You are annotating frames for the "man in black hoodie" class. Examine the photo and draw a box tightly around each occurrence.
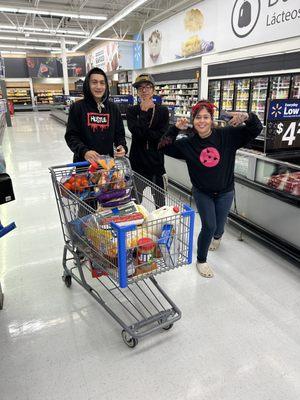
[126,74,169,206]
[65,67,127,163]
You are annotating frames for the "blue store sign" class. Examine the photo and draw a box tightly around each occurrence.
[110,95,134,105]
[267,99,300,121]
[266,99,300,153]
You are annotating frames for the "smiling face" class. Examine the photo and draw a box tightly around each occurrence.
[193,107,213,137]
[89,73,106,102]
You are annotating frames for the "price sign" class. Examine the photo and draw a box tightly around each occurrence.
[266,99,300,153]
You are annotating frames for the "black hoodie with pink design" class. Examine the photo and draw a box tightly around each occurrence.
[65,67,127,163]
[158,113,262,194]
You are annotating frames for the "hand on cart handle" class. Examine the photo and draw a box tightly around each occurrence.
[84,150,102,164]
[114,145,126,158]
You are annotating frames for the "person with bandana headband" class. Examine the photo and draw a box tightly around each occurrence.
[158,100,263,278]
[65,67,127,164]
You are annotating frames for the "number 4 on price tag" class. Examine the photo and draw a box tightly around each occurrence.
[277,122,300,146]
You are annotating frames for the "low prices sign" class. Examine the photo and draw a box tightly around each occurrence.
[265,99,300,153]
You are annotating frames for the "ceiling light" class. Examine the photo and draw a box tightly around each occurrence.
[73,0,148,51]
[0,7,107,21]
[0,24,88,36]
[0,35,77,44]
[0,43,61,51]
[0,50,26,54]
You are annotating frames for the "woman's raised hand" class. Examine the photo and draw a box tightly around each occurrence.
[175,117,189,130]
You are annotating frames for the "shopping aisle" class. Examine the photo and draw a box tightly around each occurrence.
[1,112,300,400]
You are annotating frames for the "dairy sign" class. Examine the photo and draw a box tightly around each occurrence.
[265,99,300,153]
[217,0,300,52]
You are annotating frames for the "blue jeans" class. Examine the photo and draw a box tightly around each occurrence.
[192,187,234,263]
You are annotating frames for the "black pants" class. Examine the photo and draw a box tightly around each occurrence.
[134,172,165,208]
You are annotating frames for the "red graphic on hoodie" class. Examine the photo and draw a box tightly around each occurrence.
[87,113,110,132]
[199,147,220,167]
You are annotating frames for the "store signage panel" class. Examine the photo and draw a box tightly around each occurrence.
[110,95,134,105]
[267,99,300,121]
[217,0,300,52]
[266,99,300,152]
[87,42,134,73]
[144,1,216,67]
[144,0,300,67]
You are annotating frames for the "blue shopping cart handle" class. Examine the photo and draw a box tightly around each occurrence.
[66,161,90,168]
[0,222,16,238]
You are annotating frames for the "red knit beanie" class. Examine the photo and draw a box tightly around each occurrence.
[192,101,216,119]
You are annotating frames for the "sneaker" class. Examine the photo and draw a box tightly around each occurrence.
[209,237,222,251]
[196,261,214,278]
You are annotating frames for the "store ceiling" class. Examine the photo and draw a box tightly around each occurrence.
[0,0,199,54]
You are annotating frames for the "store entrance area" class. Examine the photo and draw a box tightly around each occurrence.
[1,112,300,400]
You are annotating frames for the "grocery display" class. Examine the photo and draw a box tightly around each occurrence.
[208,73,300,125]
[155,79,198,121]
[34,89,63,105]
[118,82,132,95]
[230,149,300,263]
[6,87,32,109]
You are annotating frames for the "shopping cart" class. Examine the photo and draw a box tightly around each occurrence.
[49,159,194,347]
[0,220,16,310]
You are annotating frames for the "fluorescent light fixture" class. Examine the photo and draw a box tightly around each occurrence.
[0,24,88,36]
[0,7,107,20]
[0,43,61,51]
[0,50,26,54]
[0,29,87,39]
[0,35,77,44]
[73,0,149,51]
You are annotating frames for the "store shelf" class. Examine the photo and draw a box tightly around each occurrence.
[7,88,32,108]
[155,80,198,123]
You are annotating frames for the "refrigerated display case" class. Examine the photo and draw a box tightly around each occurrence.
[208,80,221,118]
[235,78,250,112]
[270,75,291,100]
[221,79,234,111]
[231,149,300,263]
[249,77,268,124]
[291,74,300,99]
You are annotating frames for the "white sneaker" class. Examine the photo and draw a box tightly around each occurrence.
[196,262,214,278]
[209,237,222,251]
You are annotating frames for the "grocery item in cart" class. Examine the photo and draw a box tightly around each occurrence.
[147,205,180,236]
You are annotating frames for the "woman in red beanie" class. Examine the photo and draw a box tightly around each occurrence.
[158,101,263,278]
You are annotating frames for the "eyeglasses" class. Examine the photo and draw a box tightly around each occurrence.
[137,84,153,92]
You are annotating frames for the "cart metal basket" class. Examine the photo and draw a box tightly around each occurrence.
[49,159,194,347]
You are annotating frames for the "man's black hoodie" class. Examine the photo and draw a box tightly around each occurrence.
[65,67,127,162]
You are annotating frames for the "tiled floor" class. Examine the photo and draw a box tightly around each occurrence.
[1,111,300,400]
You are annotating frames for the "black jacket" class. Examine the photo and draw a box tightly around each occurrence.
[159,113,263,194]
[65,67,127,162]
[126,104,169,175]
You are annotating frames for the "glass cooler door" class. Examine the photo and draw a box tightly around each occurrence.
[235,78,250,112]
[270,75,290,99]
[221,79,235,112]
[291,74,300,99]
[208,80,221,119]
[250,77,268,123]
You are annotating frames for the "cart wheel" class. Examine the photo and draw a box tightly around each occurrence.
[64,275,72,288]
[0,293,3,310]
[162,323,173,331]
[121,329,138,348]
[158,319,174,331]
